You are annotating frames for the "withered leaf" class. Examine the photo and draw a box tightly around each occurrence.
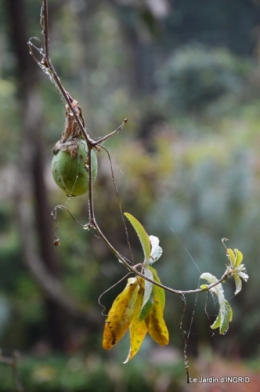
[102,277,139,350]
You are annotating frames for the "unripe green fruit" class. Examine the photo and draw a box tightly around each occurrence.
[51,139,98,197]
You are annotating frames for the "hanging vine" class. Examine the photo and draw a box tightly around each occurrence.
[27,0,249,382]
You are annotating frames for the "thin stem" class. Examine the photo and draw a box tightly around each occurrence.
[92,119,128,146]
[38,1,90,143]
[87,140,95,224]
[41,0,49,61]
[101,145,135,264]
[179,294,190,384]
[98,272,132,316]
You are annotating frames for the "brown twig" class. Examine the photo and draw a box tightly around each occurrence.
[179,294,190,384]
[101,145,135,265]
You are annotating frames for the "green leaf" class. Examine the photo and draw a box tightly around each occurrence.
[124,213,151,263]
[210,313,221,329]
[201,273,232,335]
[139,293,154,321]
[227,248,244,268]
[226,249,236,268]
[211,300,233,335]
[139,268,154,321]
[148,266,165,308]
[226,248,248,294]
[233,249,243,268]
[219,300,233,334]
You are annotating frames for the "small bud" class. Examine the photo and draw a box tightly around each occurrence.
[53,238,60,246]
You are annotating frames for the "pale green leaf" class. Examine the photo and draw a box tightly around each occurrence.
[200,273,224,299]
[238,271,249,282]
[148,236,163,264]
[124,213,151,263]
[234,274,242,295]
[211,300,233,335]
[200,272,218,285]
[217,288,226,317]
[219,300,233,334]
[201,273,232,334]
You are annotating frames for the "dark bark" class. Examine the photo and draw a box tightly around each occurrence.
[5,0,34,82]
[107,0,155,95]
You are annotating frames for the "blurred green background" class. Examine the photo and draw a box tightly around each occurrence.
[1,0,260,390]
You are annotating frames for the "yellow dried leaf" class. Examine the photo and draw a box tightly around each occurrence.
[102,277,139,350]
[146,292,169,346]
[124,280,147,363]
[102,273,169,362]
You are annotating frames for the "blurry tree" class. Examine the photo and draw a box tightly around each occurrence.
[156,44,250,112]
[107,0,164,95]
[4,0,99,351]
[164,0,260,55]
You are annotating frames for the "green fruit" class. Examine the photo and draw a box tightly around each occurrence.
[51,139,98,196]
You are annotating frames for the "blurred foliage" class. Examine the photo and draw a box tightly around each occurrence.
[0,353,185,392]
[163,0,260,55]
[0,351,259,392]
[156,44,250,112]
[1,0,260,390]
